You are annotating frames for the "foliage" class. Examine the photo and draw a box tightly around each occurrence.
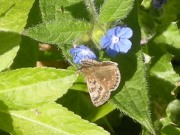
[0,0,180,134]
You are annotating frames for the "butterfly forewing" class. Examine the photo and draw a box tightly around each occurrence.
[92,64,120,91]
[80,59,121,107]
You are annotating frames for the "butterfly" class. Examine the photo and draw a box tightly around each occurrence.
[79,59,121,107]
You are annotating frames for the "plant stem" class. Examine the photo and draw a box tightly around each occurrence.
[84,0,98,23]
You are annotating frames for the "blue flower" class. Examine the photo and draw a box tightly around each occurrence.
[153,0,166,8]
[70,45,97,64]
[100,26,133,57]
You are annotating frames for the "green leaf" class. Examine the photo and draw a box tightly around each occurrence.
[39,0,89,21]
[11,36,39,69]
[98,0,134,24]
[147,54,179,129]
[70,75,87,92]
[57,90,114,122]
[24,20,91,45]
[160,0,180,24]
[0,0,35,32]
[111,51,154,134]
[147,34,180,121]
[138,8,155,41]
[0,1,14,15]
[87,103,115,122]
[0,32,20,71]
[0,0,36,71]
[143,14,180,134]
[0,102,110,135]
[150,54,180,84]
[166,99,180,126]
[0,68,78,110]
[163,23,180,49]
[155,23,180,57]
[161,124,180,135]
[109,4,155,134]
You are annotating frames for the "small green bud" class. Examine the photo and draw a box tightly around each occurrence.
[80,33,91,44]
[91,26,104,49]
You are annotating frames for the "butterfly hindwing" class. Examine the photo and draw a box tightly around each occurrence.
[86,76,111,107]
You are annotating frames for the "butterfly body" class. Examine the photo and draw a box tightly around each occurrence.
[80,59,121,107]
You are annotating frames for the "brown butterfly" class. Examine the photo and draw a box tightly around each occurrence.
[79,59,121,107]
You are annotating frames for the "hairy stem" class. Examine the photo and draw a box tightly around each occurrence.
[84,0,98,23]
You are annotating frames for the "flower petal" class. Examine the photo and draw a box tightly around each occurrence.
[117,27,133,39]
[70,48,80,54]
[118,39,132,53]
[73,54,82,64]
[70,45,97,64]
[70,48,75,54]
[106,27,117,36]
[100,26,133,57]
[100,35,111,49]
[86,52,97,60]
[106,47,119,57]
[108,42,119,52]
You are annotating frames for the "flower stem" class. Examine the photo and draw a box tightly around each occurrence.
[83,0,98,23]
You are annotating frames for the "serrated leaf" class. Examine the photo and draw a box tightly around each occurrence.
[109,4,155,134]
[0,102,110,135]
[0,32,20,71]
[111,51,154,134]
[99,0,134,23]
[24,20,91,45]
[40,0,89,21]
[0,68,78,110]
[0,0,35,32]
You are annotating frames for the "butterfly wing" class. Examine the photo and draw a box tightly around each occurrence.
[85,76,111,107]
[80,60,121,107]
[92,63,120,91]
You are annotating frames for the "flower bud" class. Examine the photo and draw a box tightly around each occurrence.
[91,26,104,49]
